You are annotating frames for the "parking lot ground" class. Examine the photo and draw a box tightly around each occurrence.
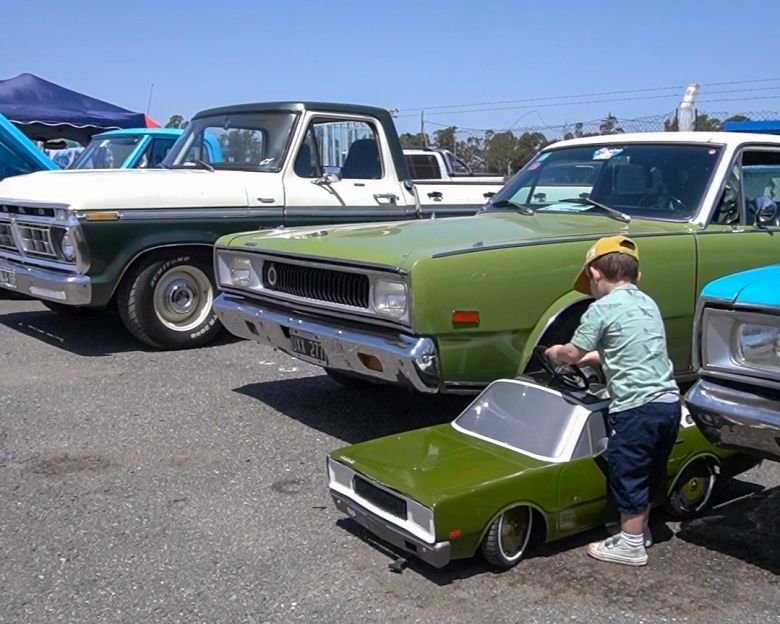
[0,297,778,624]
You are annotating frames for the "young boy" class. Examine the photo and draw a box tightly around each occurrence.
[545,235,680,567]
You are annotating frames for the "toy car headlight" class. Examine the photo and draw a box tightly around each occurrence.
[372,279,408,321]
[734,320,780,373]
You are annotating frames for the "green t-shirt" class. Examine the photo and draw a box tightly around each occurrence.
[570,284,678,413]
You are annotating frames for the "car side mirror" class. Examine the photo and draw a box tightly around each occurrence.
[314,166,342,185]
[593,437,609,456]
[755,195,778,225]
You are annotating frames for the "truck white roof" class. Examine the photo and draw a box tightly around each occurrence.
[550,131,780,149]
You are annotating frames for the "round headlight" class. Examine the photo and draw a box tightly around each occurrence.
[61,232,76,262]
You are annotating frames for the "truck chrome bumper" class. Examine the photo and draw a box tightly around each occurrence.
[214,293,441,392]
[331,490,451,568]
[0,258,91,305]
[686,378,780,462]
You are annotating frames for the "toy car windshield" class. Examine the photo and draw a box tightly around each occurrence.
[452,379,600,461]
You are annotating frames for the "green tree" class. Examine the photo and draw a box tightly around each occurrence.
[165,114,186,129]
[599,113,624,135]
[220,129,264,163]
[398,132,430,148]
[433,126,457,152]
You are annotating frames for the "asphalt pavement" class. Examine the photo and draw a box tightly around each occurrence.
[0,297,778,624]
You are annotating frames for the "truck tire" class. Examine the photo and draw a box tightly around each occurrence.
[117,251,221,349]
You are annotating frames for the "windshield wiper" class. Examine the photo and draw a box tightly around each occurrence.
[489,198,535,216]
[560,197,631,223]
[180,159,215,172]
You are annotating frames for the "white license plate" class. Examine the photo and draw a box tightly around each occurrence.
[0,267,17,289]
[289,328,328,365]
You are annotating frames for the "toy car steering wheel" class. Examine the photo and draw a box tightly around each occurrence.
[534,346,590,390]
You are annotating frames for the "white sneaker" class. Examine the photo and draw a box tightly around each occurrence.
[605,522,653,548]
[587,535,648,566]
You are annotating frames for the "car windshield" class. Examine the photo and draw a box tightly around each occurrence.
[164,112,297,172]
[453,380,580,460]
[70,136,140,169]
[489,143,722,221]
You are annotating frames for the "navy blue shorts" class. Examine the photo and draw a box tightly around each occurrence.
[607,400,681,515]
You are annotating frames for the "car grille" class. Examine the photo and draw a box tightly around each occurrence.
[262,260,369,308]
[0,222,14,251]
[353,475,407,520]
[16,224,56,258]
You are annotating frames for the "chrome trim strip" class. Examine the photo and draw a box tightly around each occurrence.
[0,198,70,211]
[213,294,440,392]
[216,246,407,274]
[0,257,91,304]
[87,207,283,221]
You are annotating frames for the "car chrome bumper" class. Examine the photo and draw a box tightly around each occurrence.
[0,257,91,305]
[331,490,451,568]
[214,293,441,392]
[686,377,780,461]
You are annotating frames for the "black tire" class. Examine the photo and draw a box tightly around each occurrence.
[117,250,221,349]
[481,505,534,569]
[664,459,718,519]
[41,301,98,316]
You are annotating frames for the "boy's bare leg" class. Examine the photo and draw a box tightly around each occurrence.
[621,508,649,535]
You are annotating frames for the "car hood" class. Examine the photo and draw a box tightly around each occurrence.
[221,211,685,270]
[0,168,270,211]
[0,112,57,180]
[330,423,547,506]
[701,263,780,307]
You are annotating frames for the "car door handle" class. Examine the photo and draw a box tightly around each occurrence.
[483,191,496,199]
[373,193,398,204]
[428,191,443,201]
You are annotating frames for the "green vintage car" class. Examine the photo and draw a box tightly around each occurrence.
[213,132,780,392]
[327,358,757,569]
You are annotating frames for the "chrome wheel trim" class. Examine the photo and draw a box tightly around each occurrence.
[498,506,533,563]
[675,463,716,513]
[152,265,213,332]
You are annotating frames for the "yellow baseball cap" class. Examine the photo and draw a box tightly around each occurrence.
[573,235,639,294]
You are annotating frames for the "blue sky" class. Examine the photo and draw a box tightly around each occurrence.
[3,0,780,134]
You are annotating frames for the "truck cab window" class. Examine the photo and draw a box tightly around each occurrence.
[302,119,381,180]
[406,154,441,179]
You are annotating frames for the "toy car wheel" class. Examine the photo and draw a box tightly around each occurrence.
[481,505,534,568]
[665,459,718,519]
[117,251,221,349]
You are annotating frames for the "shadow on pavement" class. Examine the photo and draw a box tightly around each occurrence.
[0,306,237,356]
[676,481,779,575]
[235,376,470,444]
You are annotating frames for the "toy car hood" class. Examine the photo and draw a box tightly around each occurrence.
[0,112,57,181]
[330,424,546,505]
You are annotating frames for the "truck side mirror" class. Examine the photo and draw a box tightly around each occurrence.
[313,166,342,185]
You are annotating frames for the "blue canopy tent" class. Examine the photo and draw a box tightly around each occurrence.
[0,73,150,144]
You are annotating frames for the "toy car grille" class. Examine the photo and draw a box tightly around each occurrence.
[353,475,407,519]
[262,261,369,308]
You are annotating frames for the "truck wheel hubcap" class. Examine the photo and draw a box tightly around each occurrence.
[153,266,213,332]
[498,507,532,562]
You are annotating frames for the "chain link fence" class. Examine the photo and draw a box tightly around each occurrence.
[417,110,780,175]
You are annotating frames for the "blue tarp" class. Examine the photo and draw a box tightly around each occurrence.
[0,73,147,143]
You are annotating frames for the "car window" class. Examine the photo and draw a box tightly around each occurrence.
[454,381,580,460]
[711,150,780,227]
[571,410,607,459]
[406,154,441,179]
[297,118,381,180]
[137,138,177,169]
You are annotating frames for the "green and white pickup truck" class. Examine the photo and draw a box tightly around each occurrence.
[0,101,496,349]
[213,131,780,392]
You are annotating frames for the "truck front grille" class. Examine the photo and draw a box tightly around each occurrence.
[17,224,56,258]
[262,260,369,308]
[353,475,407,519]
[0,222,15,251]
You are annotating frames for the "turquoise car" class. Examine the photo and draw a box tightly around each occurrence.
[69,128,183,170]
[687,264,780,461]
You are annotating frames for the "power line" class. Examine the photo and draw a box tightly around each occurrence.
[395,77,780,115]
